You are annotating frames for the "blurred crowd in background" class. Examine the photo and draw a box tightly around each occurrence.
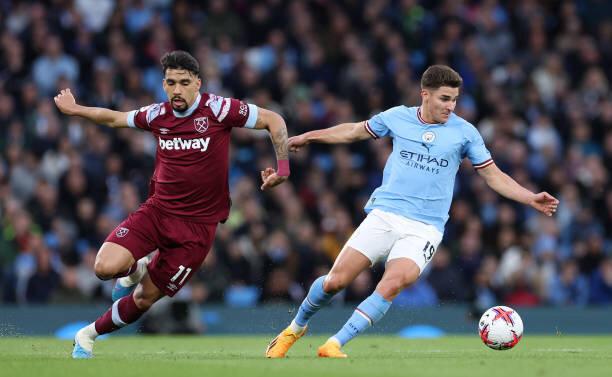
[1,0,611,312]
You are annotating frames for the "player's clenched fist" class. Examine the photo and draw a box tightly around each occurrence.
[54,88,79,115]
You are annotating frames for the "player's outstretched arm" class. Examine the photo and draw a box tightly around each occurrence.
[477,162,559,216]
[54,88,131,128]
[252,107,290,190]
[287,121,371,152]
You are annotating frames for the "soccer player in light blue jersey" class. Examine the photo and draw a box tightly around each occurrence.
[265,65,559,358]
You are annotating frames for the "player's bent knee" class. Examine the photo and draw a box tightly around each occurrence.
[378,274,418,300]
[94,242,136,280]
[93,259,117,280]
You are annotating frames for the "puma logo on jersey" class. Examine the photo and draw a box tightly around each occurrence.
[159,137,210,152]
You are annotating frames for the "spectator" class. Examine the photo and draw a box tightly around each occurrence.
[0,1,610,308]
[25,237,60,303]
[548,259,589,306]
[32,35,79,96]
[589,257,612,305]
[427,246,467,303]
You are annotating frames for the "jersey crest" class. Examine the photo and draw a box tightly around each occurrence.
[422,130,436,143]
[194,116,209,133]
[115,227,129,238]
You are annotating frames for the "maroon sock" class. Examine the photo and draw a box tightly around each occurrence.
[94,294,147,335]
[111,263,137,279]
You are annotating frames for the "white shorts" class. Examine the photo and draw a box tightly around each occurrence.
[346,209,443,274]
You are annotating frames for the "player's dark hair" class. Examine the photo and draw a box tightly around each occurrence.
[161,50,200,77]
[421,65,462,90]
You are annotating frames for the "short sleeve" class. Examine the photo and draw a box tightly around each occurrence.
[207,94,257,128]
[365,112,391,139]
[464,126,493,169]
[127,103,164,131]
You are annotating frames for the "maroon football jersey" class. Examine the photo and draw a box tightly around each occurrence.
[127,92,258,223]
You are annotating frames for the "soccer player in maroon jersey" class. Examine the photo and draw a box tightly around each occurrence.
[54,51,290,358]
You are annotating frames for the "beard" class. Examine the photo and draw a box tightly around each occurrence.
[171,97,188,112]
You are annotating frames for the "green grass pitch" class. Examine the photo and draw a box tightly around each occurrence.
[1,335,610,377]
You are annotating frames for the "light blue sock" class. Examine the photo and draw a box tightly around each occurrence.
[333,291,391,346]
[294,275,335,327]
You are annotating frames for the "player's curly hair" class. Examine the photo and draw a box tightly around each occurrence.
[421,65,462,90]
[161,50,200,77]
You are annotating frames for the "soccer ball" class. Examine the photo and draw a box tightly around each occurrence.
[478,306,523,350]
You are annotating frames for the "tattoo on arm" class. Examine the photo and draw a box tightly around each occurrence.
[254,110,289,160]
[272,125,288,160]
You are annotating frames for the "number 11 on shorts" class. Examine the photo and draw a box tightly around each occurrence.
[171,265,192,285]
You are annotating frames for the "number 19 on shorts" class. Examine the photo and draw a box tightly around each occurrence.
[171,265,192,286]
[422,241,435,263]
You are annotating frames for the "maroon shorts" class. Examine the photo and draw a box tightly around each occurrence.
[105,203,217,296]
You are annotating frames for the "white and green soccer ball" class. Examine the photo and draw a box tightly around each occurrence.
[478,306,523,350]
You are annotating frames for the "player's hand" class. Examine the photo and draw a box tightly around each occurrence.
[53,88,79,115]
[288,135,309,152]
[260,167,288,190]
[529,192,559,216]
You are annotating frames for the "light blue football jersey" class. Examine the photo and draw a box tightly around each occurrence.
[364,106,493,232]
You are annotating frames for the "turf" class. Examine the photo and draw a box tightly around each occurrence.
[0,335,610,377]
